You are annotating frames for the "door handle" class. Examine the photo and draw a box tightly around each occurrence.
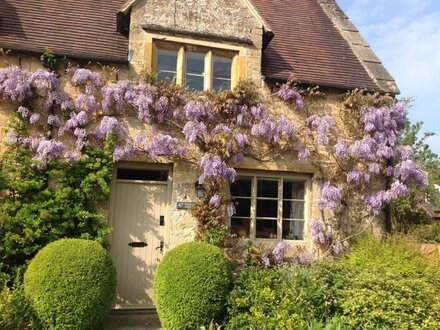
[156,241,164,252]
[128,242,148,248]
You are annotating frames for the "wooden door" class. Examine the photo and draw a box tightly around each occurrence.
[110,168,169,309]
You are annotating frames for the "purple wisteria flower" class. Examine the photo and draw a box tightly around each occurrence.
[307,115,335,145]
[387,180,409,199]
[361,191,388,215]
[30,69,58,93]
[146,134,187,160]
[298,148,310,160]
[346,170,362,185]
[310,218,332,244]
[17,106,29,118]
[209,194,221,207]
[296,249,314,266]
[317,181,343,211]
[368,162,380,174]
[198,154,237,184]
[332,241,344,255]
[184,102,205,121]
[33,139,65,162]
[74,94,97,113]
[113,144,137,161]
[0,66,32,101]
[277,84,304,109]
[183,121,209,143]
[29,113,40,124]
[272,241,291,265]
[95,116,127,141]
[251,117,277,142]
[275,116,296,139]
[47,114,61,127]
[394,159,428,186]
[335,139,348,159]
[69,68,100,87]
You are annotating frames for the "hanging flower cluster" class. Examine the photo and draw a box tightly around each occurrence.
[0,65,428,252]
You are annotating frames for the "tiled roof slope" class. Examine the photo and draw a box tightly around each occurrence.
[0,0,128,63]
[250,0,397,93]
[0,0,398,93]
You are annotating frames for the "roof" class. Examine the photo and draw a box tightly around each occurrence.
[0,0,128,63]
[251,0,398,93]
[0,0,398,93]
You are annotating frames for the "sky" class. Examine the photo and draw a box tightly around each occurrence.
[337,0,440,155]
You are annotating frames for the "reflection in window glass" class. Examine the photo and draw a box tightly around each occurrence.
[231,218,250,238]
[257,180,278,198]
[186,52,205,91]
[157,49,177,84]
[256,220,277,239]
[230,178,252,196]
[213,56,232,91]
[283,181,305,199]
[282,220,304,240]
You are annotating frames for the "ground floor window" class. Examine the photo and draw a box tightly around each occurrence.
[229,173,310,241]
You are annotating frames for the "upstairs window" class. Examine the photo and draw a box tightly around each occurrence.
[154,41,237,91]
[230,174,309,241]
[157,49,178,84]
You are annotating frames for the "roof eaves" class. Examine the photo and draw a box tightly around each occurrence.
[318,0,400,95]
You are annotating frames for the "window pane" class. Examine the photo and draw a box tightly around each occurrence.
[256,220,277,239]
[230,178,251,197]
[117,169,168,181]
[213,78,231,91]
[186,75,204,91]
[231,218,250,238]
[257,180,278,198]
[186,52,205,74]
[232,198,251,217]
[256,199,278,218]
[157,71,176,84]
[282,201,304,219]
[283,181,305,199]
[282,220,304,240]
[157,49,177,72]
[213,57,232,79]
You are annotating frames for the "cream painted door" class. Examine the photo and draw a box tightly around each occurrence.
[110,168,169,309]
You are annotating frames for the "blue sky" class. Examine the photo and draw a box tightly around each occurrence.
[337,0,440,154]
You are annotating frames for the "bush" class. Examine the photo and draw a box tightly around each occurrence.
[408,222,440,243]
[226,263,346,329]
[154,241,232,329]
[336,236,440,329]
[0,284,38,330]
[24,239,116,329]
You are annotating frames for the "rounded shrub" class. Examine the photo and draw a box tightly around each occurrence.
[154,241,232,329]
[24,239,116,329]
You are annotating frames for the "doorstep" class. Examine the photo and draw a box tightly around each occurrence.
[104,309,162,330]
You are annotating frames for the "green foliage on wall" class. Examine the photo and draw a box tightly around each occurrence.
[0,120,116,282]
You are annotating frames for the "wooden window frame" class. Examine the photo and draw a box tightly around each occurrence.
[230,171,311,243]
[152,40,239,91]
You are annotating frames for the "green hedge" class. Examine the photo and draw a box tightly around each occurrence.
[154,241,232,329]
[226,263,345,329]
[226,236,440,330]
[24,239,116,329]
[0,284,38,330]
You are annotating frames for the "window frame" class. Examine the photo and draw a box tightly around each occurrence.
[229,171,311,243]
[152,40,239,91]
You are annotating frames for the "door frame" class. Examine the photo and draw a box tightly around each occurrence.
[108,161,173,309]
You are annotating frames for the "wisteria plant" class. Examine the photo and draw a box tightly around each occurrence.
[0,60,427,271]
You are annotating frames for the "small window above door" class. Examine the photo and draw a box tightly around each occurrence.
[117,169,168,182]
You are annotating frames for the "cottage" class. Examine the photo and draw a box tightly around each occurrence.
[0,0,399,309]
